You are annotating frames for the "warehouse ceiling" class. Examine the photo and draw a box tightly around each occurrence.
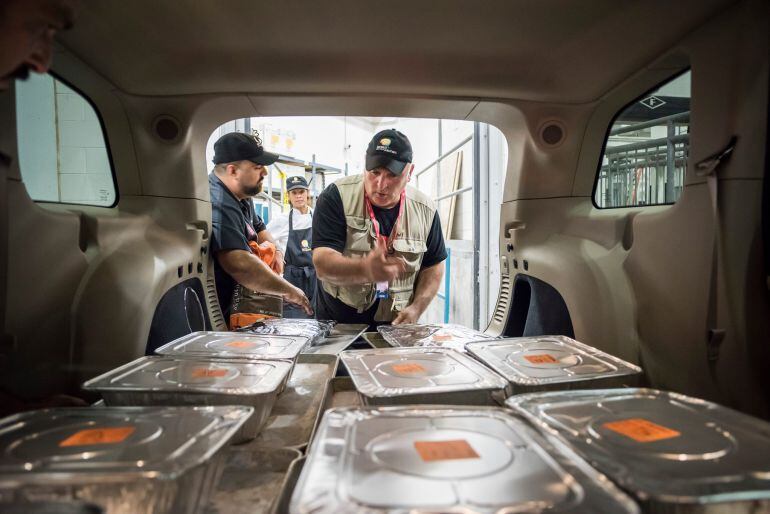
[60,0,733,102]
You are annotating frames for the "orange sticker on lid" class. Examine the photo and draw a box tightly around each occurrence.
[226,340,255,349]
[191,367,228,378]
[431,333,454,342]
[60,427,135,447]
[391,362,426,375]
[524,354,558,364]
[603,418,681,443]
[414,439,480,462]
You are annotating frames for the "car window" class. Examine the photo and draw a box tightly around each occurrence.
[594,70,690,208]
[15,73,117,206]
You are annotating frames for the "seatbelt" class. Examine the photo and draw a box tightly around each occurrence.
[694,136,737,366]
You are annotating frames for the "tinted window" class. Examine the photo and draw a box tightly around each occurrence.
[594,70,690,208]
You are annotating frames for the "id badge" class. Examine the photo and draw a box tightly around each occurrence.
[375,281,389,299]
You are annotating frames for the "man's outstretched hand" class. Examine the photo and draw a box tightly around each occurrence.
[392,304,420,325]
[285,286,313,315]
[364,236,406,283]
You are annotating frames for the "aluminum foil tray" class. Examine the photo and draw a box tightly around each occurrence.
[290,406,639,513]
[507,388,770,513]
[83,356,292,442]
[0,406,252,514]
[273,456,306,514]
[155,330,309,362]
[377,323,495,351]
[340,347,508,405]
[249,353,339,451]
[465,335,641,392]
[242,318,335,345]
[305,323,368,352]
[206,447,302,514]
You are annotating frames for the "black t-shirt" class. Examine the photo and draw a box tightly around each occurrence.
[312,183,447,326]
[209,174,266,317]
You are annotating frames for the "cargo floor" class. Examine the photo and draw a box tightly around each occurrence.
[205,354,337,513]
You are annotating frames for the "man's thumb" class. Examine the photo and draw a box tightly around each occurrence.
[375,235,388,253]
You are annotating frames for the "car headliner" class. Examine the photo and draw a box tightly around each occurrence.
[58,0,732,102]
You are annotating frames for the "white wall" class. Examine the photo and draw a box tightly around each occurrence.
[15,74,58,201]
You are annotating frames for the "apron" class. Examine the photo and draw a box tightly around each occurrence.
[283,208,316,319]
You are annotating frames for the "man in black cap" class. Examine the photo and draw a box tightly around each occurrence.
[266,175,316,318]
[312,129,446,328]
[209,132,312,320]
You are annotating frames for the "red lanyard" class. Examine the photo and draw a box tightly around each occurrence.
[364,189,406,253]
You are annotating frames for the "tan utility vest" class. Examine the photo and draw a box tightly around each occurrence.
[321,174,437,321]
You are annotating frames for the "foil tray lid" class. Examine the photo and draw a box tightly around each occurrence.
[0,406,252,484]
[507,388,770,504]
[290,406,639,513]
[340,347,507,398]
[465,336,641,386]
[83,356,292,396]
[155,330,309,360]
[377,323,494,351]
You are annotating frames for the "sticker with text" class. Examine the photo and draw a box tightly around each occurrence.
[225,340,255,349]
[391,362,426,375]
[191,368,228,378]
[602,418,681,443]
[60,427,136,447]
[524,354,558,364]
[414,439,480,462]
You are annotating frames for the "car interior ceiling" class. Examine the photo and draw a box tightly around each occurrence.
[0,0,768,421]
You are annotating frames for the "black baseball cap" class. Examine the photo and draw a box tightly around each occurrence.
[213,132,279,166]
[365,129,413,175]
[286,175,309,191]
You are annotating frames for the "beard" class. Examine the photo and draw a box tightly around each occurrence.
[242,182,263,197]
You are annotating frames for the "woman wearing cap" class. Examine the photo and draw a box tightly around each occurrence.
[266,176,316,318]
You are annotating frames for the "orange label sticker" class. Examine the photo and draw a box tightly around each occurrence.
[191,367,228,378]
[391,362,426,375]
[524,354,558,364]
[414,439,480,462]
[431,334,454,342]
[603,418,681,443]
[225,340,255,349]
[60,427,135,447]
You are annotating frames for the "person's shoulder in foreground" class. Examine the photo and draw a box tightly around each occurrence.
[0,0,77,91]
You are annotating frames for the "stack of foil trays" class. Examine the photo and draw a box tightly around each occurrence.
[83,356,292,442]
[377,323,494,351]
[340,347,508,405]
[465,335,641,393]
[507,388,770,513]
[0,406,252,514]
[290,406,639,513]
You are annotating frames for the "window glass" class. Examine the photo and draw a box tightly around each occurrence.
[594,70,690,208]
[15,73,116,206]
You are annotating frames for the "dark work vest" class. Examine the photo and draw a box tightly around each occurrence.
[283,209,316,318]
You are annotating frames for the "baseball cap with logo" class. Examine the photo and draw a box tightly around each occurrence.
[213,132,279,166]
[286,175,309,191]
[365,129,413,175]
